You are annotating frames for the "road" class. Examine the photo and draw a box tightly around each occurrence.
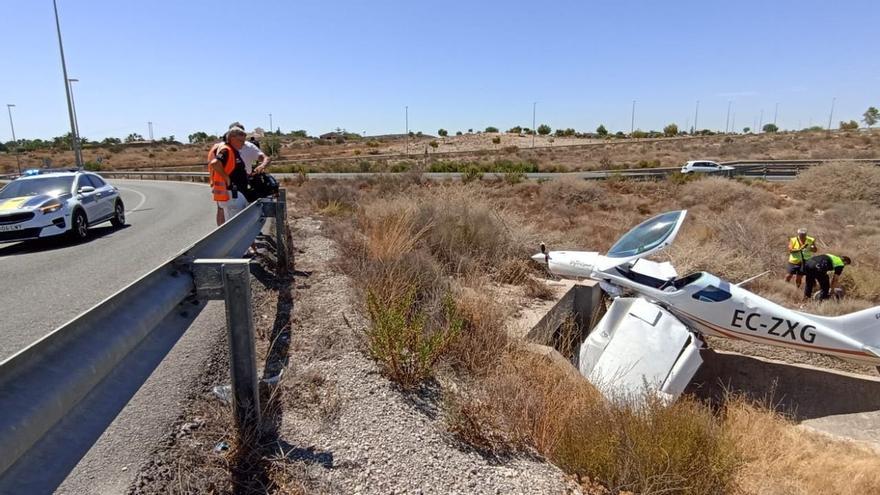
[0,180,227,494]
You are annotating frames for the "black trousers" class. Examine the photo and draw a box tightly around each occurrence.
[804,270,830,299]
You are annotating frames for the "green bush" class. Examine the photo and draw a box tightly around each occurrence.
[462,166,483,183]
[663,123,679,137]
[537,124,552,135]
[596,125,608,136]
[365,289,462,389]
[83,161,101,171]
[485,126,499,133]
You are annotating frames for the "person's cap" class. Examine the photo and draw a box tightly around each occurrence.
[797,228,807,234]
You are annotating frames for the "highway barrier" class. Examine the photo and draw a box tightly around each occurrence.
[0,191,290,493]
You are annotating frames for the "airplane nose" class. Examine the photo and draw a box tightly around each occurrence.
[531,252,547,264]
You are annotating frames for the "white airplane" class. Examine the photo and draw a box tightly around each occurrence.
[532,210,880,403]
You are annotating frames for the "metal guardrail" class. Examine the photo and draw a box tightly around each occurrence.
[0,192,290,493]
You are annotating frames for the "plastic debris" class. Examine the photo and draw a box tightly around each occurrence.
[212,384,232,405]
[213,440,230,454]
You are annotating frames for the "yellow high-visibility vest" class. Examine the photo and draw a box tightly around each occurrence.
[788,236,816,265]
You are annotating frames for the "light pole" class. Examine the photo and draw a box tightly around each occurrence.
[53,0,82,168]
[693,100,700,134]
[405,106,409,155]
[725,100,732,133]
[630,100,636,135]
[759,109,764,132]
[6,104,21,174]
[68,78,80,140]
[827,97,836,130]
[773,102,779,126]
[268,113,273,133]
[532,101,536,148]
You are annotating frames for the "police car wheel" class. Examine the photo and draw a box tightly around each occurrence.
[111,200,126,227]
[70,210,89,241]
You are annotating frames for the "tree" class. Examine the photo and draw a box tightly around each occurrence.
[839,120,859,131]
[456,131,463,136]
[743,127,751,133]
[100,137,122,146]
[596,124,608,136]
[437,129,448,137]
[188,131,209,144]
[863,107,879,128]
[663,123,679,137]
[762,123,779,133]
[485,126,499,133]
[537,124,551,135]
[0,142,7,152]
[507,126,522,134]
[125,133,144,143]
[429,140,439,150]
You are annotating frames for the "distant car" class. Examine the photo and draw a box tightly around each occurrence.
[680,160,734,174]
[0,170,125,243]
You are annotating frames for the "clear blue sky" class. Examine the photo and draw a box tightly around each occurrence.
[1,0,878,141]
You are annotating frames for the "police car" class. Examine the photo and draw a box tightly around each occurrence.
[0,169,125,243]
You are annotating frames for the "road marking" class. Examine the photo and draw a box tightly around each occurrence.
[117,187,147,213]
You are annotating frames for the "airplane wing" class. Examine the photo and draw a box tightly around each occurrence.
[579,297,702,404]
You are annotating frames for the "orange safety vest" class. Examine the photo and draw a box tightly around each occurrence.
[208,143,236,202]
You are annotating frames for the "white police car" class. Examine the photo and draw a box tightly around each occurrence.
[0,170,125,243]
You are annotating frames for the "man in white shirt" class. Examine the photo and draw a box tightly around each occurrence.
[226,122,271,174]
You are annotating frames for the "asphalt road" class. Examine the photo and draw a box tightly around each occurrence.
[0,180,227,494]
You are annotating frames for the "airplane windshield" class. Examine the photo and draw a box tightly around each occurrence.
[607,211,685,258]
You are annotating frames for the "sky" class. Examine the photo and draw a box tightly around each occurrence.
[1,0,878,142]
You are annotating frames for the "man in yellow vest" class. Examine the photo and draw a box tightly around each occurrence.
[803,254,852,300]
[784,228,817,288]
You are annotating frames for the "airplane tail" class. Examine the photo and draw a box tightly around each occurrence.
[810,306,880,356]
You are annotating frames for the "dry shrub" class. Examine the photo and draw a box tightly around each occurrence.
[541,178,604,207]
[524,277,556,300]
[787,161,880,208]
[299,181,360,212]
[456,351,739,494]
[678,177,781,212]
[724,396,880,494]
[496,258,532,285]
[414,193,518,275]
[445,289,511,377]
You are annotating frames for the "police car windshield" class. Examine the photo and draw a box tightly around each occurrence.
[607,211,684,258]
[0,176,74,199]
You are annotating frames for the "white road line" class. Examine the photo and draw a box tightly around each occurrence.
[117,187,147,213]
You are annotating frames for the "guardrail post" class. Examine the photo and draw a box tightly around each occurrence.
[193,259,260,434]
[274,189,289,276]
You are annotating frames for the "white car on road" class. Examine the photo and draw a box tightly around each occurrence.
[680,160,734,174]
[0,170,125,243]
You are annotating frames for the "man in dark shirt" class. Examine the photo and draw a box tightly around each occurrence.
[208,128,249,222]
[803,254,852,300]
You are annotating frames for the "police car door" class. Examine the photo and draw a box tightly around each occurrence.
[75,175,102,221]
[87,174,115,219]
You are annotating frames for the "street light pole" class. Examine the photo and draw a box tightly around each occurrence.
[53,0,82,168]
[693,100,700,134]
[827,97,836,131]
[532,101,536,148]
[68,78,80,141]
[773,102,779,126]
[269,113,273,133]
[6,104,21,174]
[631,100,636,135]
[405,106,409,155]
[725,100,732,133]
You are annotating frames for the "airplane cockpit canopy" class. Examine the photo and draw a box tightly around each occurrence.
[607,210,687,259]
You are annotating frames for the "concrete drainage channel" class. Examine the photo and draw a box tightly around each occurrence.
[521,282,880,451]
